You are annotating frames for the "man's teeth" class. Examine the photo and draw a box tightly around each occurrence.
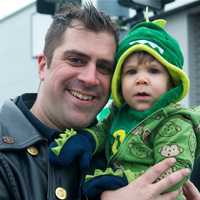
[70,90,94,100]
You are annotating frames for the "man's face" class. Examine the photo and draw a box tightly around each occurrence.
[36,23,116,129]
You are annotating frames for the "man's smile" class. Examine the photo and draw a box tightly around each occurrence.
[69,89,95,101]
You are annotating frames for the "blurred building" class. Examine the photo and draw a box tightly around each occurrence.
[153,0,200,106]
[0,0,200,107]
[0,2,38,106]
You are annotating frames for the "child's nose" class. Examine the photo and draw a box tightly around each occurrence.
[136,75,149,85]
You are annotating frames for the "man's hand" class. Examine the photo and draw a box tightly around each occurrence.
[101,158,190,200]
[183,181,200,200]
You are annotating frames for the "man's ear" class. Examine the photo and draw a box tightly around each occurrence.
[37,54,47,81]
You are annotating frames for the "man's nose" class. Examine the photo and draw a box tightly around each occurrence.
[78,64,100,86]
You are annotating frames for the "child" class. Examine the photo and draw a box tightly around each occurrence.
[49,19,200,200]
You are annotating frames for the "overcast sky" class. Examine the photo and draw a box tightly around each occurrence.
[0,0,197,20]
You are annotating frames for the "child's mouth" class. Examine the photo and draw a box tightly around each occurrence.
[134,92,151,100]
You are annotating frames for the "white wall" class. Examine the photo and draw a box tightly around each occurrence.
[0,3,51,106]
[164,12,189,106]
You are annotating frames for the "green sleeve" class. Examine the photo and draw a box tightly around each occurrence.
[85,105,115,154]
[153,116,197,191]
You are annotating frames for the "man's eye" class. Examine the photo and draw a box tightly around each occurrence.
[67,57,85,66]
[98,65,113,75]
[96,62,113,75]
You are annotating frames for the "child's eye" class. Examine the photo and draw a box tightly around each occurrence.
[149,67,161,74]
[125,69,137,75]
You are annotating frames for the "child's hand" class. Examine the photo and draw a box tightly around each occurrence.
[48,130,95,172]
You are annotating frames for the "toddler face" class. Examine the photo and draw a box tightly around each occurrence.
[121,52,171,111]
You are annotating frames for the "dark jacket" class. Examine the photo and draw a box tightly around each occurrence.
[191,158,200,191]
[0,99,81,200]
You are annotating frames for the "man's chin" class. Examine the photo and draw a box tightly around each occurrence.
[72,116,96,129]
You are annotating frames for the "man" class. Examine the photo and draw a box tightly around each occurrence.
[0,3,198,200]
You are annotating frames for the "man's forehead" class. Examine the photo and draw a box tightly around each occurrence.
[62,27,116,50]
[66,20,116,42]
[55,21,116,62]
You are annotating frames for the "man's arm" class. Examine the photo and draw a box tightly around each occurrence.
[0,170,12,200]
[101,158,190,200]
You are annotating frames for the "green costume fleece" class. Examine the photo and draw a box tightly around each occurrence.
[85,19,200,199]
[87,103,200,198]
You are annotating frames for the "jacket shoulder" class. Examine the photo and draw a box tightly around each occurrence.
[0,99,43,150]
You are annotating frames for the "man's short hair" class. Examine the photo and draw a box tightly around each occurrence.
[44,2,119,67]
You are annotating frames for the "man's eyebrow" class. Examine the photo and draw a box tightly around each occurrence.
[62,50,90,59]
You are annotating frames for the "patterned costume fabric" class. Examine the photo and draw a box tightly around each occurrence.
[86,103,200,200]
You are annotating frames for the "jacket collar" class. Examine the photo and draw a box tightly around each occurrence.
[0,99,44,150]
